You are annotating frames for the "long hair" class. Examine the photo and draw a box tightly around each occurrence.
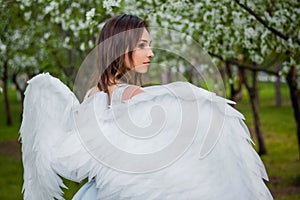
[97,14,148,93]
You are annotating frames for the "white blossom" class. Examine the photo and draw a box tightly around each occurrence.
[253,54,263,64]
[80,43,85,51]
[86,8,95,22]
[244,27,257,38]
[88,40,94,49]
[103,0,121,12]
[44,1,59,15]
[0,43,6,52]
[17,0,31,7]
[260,44,267,56]
[203,11,212,22]
[44,32,51,40]
[8,0,298,82]
[71,2,80,8]
[13,30,21,40]
[9,55,37,69]
[24,11,32,21]
[63,37,71,49]
[70,23,76,31]
[78,19,88,30]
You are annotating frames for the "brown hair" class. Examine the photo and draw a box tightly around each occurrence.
[96,14,148,94]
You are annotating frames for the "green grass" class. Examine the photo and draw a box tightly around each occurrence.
[0,155,23,199]
[0,82,299,199]
[0,88,82,199]
[0,89,24,198]
[235,81,300,199]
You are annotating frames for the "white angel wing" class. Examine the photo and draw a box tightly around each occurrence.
[20,73,81,200]
[65,82,273,200]
[20,75,273,200]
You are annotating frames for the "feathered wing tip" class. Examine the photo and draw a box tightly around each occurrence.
[209,89,272,198]
[142,82,273,198]
[20,73,79,200]
[210,94,272,198]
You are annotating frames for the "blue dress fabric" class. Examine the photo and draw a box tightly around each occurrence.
[72,180,97,200]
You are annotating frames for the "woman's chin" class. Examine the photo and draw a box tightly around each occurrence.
[135,65,150,74]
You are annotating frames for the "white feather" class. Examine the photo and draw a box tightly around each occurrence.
[20,73,273,200]
[20,73,80,200]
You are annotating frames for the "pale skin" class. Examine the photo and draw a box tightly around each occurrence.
[89,28,154,103]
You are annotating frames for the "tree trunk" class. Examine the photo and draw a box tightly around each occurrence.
[236,69,243,100]
[12,73,26,122]
[275,64,282,107]
[3,61,12,126]
[185,66,194,84]
[225,62,235,99]
[275,76,282,107]
[225,63,242,106]
[286,66,300,158]
[161,68,172,84]
[241,69,267,155]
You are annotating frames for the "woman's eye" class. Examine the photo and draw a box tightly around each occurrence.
[138,43,146,49]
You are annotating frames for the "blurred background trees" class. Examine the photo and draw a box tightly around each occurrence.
[0,0,299,155]
[0,0,299,198]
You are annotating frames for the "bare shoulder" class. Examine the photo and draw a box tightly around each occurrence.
[88,87,100,97]
[122,85,144,101]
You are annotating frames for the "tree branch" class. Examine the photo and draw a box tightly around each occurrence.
[208,52,279,76]
[234,0,300,46]
[229,59,279,76]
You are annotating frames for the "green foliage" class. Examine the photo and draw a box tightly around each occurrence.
[1,0,298,83]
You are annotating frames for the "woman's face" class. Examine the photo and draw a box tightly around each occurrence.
[126,28,154,73]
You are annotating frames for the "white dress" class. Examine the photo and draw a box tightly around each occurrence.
[20,73,273,200]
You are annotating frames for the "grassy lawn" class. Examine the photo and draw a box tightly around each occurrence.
[0,81,299,199]
[236,81,300,199]
[0,88,82,199]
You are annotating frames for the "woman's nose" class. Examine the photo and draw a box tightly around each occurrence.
[147,47,154,58]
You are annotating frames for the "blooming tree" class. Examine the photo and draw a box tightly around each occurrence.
[2,0,299,153]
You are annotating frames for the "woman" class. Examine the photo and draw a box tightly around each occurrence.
[20,14,273,200]
[88,14,154,103]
